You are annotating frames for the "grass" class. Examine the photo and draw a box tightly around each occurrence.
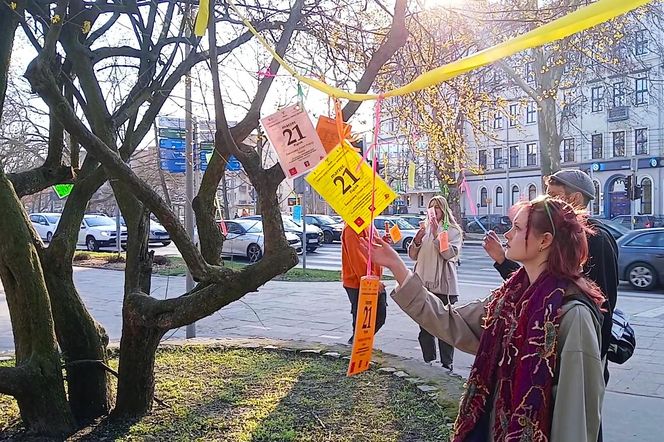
[0,348,452,441]
[73,251,386,282]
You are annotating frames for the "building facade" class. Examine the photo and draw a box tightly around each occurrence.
[463,28,664,218]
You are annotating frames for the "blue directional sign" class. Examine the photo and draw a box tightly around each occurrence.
[159,138,185,150]
[226,155,241,171]
[160,149,185,161]
[160,159,186,173]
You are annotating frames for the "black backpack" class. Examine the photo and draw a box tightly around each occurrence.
[566,294,636,365]
[608,308,636,364]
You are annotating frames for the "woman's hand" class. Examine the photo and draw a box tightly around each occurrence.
[414,226,425,245]
[482,230,506,264]
[359,236,410,285]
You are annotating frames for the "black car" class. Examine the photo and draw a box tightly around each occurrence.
[617,228,664,290]
[590,217,630,240]
[244,215,323,252]
[465,214,512,234]
[303,214,344,243]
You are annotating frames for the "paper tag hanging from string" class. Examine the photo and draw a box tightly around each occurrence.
[347,275,380,376]
[193,0,210,36]
[438,231,449,252]
[390,224,402,243]
[316,116,351,154]
[305,142,396,234]
[260,104,327,178]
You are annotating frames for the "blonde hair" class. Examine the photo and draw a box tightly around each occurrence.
[428,195,461,232]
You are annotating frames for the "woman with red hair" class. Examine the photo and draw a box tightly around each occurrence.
[362,196,605,442]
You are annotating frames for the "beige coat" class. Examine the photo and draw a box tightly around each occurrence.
[391,272,605,442]
[408,225,462,296]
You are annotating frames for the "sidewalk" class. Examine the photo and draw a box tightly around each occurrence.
[1,267,662,440]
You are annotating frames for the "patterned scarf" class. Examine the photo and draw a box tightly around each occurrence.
[453,268,568,442]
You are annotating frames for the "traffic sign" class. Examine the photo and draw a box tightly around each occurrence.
[53,184,73,199]
[160,159,186,173]
[160,149,185,160]
[158,128,185,139]
[158,116,185,129]
[159,139,185,150]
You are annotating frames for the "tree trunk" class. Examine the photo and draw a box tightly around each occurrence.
[112,316,163,417]
[537,96,562,179]
[0,171,75,437]
[41,170,114,422]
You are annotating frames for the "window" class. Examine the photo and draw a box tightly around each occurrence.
[509,104,518,127]
[612,81,625,107]
[496,187,504,207]
[480,187,488,207]
[479,111,488,130]
[592,181,600,215]
[613,131,625,157]
[591,134,603,159]
[525,61,535,84]
[493,148,503,169]
[511,185,520,205]
[526,102,537,124]
[591,86,603,112]
[627,233,662,248]
[509,145,519,167]
[635,128,648,155]
[635,77,648,105]
[226,222,243,234]
[526,143,537,166]
[493,112,503,129]
[528,184,537,201]
[479,150,487,169]
[563,138,575,162]
[635,29,649,56]
[418,195,425,207]
[641,177,652,214]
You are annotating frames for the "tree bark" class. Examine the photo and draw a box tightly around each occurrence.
[537,96,562,179]
[0,171,75,437]
[40,167,114,422]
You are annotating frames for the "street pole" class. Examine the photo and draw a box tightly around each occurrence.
[301,189,307,270]
[184,16,196,339]
[115,202,121,255]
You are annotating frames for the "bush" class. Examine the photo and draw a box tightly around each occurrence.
[106,254,126,264]
[73,252,91,261]
[152,255,170,266]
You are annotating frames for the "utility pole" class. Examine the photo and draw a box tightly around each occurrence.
[184,10,196,339]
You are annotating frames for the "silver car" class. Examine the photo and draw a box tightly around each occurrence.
[222,219,302,262]
[372,216,419,252]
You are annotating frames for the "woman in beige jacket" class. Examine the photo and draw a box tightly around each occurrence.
[408,196,463,370]
[362,196,605,442]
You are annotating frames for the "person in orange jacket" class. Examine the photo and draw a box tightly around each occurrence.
[341,223,387,344]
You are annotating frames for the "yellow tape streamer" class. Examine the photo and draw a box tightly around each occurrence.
[194,0,210,37]
[229,0,651,101]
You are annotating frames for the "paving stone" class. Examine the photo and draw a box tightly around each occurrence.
[323,352,340,359]
[378,367,397,373]
[417,385,438,393]
[393,371,409,378]
[263,345,279,350]
[405,377,424,385]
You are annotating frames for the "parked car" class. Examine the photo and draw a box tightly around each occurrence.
[330,215,343,223]
[303,214,344,243]
[399,214,425,229]
[372,216,418,252]
[617,228,664,290]
[29,212,61,242]
[590,217,630,240]
[78,214,127,251]
[222,219,302,262]
[244,215,323,252]
[119,216,171,246]
[465,214,512,234]
[149,221,171,246]
[611,215,664,230]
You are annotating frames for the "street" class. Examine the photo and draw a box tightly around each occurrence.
[1,243,663,440]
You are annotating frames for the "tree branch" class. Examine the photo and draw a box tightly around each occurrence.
[0,365,26,397]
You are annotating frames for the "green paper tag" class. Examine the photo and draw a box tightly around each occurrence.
[53,184,73,199]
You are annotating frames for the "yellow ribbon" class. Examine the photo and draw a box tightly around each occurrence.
[228,0,651,101]
[194,0,210,37]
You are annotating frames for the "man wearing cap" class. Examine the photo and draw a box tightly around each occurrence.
[483,169,618,441]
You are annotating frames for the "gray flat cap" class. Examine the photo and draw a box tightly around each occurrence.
[550,169,595,200]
